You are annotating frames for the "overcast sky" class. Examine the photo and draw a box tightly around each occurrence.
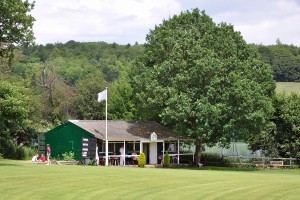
[31,0,300,46]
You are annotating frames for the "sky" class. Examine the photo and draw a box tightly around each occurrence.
[31,0,300,46]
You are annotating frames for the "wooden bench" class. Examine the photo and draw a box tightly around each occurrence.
[270,161,284,168]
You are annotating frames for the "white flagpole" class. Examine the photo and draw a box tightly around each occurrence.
[105,87,108,166]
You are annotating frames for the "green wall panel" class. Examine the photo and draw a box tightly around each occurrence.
[45,122,95,161]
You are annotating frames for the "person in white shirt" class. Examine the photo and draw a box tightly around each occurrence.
[32,154,39,162]
[119,145,125,166]
[95,145,99,166]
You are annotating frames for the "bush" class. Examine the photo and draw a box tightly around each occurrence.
[2,140,36,160]
[62,151,75,161]
[15,146,26,160]
[179,155,194,164]
[3,141,17,159]
[16,146,36,160]
[163,152,170,168]
[138,152,146,168]
[23,146,36,160]
[201,153,231,167]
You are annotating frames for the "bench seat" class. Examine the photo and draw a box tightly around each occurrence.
[270,161,284,167]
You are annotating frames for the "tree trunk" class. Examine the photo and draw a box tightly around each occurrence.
[194,140,203,165]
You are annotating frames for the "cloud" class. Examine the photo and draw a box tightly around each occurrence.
[31,0,300,46]
[235,0,300,45]
[193,0,300,45]
[31,0,181,44]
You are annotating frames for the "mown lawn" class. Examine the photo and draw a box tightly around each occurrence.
[0,159,300,200]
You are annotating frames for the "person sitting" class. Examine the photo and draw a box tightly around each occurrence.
[158,155,163,164]
[111,152,119,166]
[32,154,39,162]
[131,151,138,165]
[98,156,104,166]
[40,154,46,162]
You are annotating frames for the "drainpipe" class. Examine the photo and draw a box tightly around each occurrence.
[177,140,180,164]
[163,141,165,158]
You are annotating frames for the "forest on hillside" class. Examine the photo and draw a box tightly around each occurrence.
[250,41,300,82]
[2,41,300,133]
[6,42,144,122]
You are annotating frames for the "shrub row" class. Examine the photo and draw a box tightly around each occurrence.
[201,153,231,167]
[2,141,36,160]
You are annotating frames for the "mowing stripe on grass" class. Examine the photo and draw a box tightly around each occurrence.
[1,160,300,200]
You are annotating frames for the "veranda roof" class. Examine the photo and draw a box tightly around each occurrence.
[69,120,185,141]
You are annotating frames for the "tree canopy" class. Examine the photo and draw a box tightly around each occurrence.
[0,78,42,155]
[0,0,35,61]
[273,93,300,158]
[251,43,300,82]
[11,41,144,124]
[249,92,300,158]
[131,8,275,163]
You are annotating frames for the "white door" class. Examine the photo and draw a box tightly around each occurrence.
[149,142,157,164]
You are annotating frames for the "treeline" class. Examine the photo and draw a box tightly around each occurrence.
[250,41,300,82]
[17,40,143,85]
[14,41,144,122]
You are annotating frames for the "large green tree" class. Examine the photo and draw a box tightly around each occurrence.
[0,0,35,62]
[132,9,275,163]
[249,92,300,158]
[0,78,41,155]
[273,93,300,158]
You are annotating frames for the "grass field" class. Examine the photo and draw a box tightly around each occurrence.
[1,160,300,200]
[276,82,300,94]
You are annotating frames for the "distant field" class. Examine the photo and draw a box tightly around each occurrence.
[1,159,300,200]
[276,82,300,94]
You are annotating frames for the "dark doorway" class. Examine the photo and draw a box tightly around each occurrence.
[143,143,150,164]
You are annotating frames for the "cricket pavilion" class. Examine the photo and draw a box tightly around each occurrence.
[41,120,194,165]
